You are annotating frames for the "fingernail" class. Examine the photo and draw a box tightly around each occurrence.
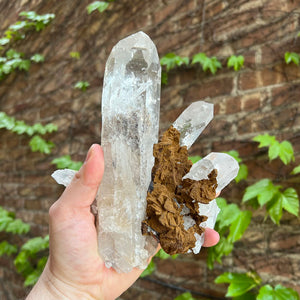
[85,144,95,163]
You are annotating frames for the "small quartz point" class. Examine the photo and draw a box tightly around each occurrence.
[51,169,76,187]
[173,101,214,149]
[183,153,239,254]
[173,103,239,254]
[97,32,161,273]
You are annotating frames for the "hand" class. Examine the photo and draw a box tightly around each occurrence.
[27,144,219,300]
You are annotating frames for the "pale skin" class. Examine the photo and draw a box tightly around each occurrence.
[26,144,220,300]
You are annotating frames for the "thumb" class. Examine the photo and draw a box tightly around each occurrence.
[57,144,104,209]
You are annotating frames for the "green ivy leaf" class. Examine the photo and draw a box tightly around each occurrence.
[192,52,222,74]
[174,292,196,300]
[0,216,14,231]
[227,55,244,71]
[6,49,22,59]
[253,134,276,148]
[0,38,10,45]
[242,179,281,207]
[24,256,48,287]
[0,241,18,256]
[9,21,28,31]
[285,52,300,65]
[217,203,240,230]
[6,219,30,234]
[29,135,55,154]
[87,1,110,14]
[74,81,90,91]
[228,211,252,243]
[266,193,283,225]
[235,164,248,183]
[215,272,261,297]
[0,111,15,130]
[140,259,156,278]
[21,236,49,254]
[207,237,233,269]
[268,140,280,161]
[161,71,168,85]
[278,140,294,164]
[70,51,80,59]
[14,251,34,275]
[257,284,300,300]
[189,156,202,164]
[291,165,300,175]
[281,188,299,217]
[30,54,44,63]
[160,53,189,72]
[233,292,256,300]
[51,155,83,171]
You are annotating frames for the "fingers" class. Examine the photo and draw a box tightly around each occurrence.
[57,144,104,209]
[203,228,220,247]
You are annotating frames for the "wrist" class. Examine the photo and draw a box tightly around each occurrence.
[26,261,102,300]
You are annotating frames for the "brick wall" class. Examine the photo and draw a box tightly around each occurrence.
[0,0,299,299]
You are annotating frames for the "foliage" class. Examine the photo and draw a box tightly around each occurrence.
[70,51,80,59]
[74,80,90,91]
[192,52,222,74]
[243,179,299,224]
[0,11,54,50]
[30,54,44,63]
[160,53,189,72]
[51,155,83,170]
[0,206,30,234]
[284,52,300,65]
[14,235,49,286]
[0,206,48,287]
[87,1,113,14]
[207,197,252,269]
[0,49,31,79]
[174,292,196,300]
[215,272,261,297]
[140,259,156,278]
[0,241,18,256]
[227,55,245,71]
[291,165,300,175]
[189,156,202,164]
[216,272,299,300]
[257,284,299,300]
[29,135,55,154]
[253,134,294,165]
[0,111,57,154]
[0,11,54,79]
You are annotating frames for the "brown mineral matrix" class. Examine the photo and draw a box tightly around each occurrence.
[142,126,217,255]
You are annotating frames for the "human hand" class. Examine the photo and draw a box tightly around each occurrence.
[27,144,219,300]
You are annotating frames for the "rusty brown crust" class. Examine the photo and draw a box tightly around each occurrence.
[142,126,217,255]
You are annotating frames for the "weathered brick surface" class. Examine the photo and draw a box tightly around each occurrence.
[0,0,299,299]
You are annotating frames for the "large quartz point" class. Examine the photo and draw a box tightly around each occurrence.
[97,31,161,273]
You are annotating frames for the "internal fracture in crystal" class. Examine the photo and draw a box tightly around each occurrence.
[97,31,161,273]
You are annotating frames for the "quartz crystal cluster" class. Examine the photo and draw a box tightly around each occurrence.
[52,31,239,273]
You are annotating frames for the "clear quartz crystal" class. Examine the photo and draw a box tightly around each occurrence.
[97,31,161,273]
[182,152,239,253]
[173,101,214,149]
[173,103,239,254]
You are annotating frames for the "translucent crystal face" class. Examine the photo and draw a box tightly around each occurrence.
[97,31,161,272]
[51,33,239,271]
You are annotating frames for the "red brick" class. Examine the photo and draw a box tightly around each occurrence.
[272,83,300,106]
[226,96,242,114]
[185,77,233,101]
[238,66,286,90]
